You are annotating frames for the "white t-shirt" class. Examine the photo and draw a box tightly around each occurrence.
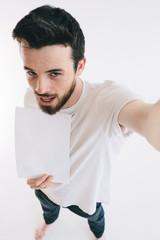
[24,80,140,214]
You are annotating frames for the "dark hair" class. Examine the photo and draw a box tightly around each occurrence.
[12,5,85,71]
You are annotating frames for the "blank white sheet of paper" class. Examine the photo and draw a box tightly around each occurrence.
[15,107,71,183]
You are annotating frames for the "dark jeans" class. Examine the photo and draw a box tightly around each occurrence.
[35,190,105,238]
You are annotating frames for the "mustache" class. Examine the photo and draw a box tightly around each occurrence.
[34,90,57,98]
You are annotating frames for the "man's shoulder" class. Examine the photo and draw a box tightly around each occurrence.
[86,80,124,96]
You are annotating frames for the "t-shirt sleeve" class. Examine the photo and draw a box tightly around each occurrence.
[96,80,142,137]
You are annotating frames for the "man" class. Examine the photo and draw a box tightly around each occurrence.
[12,5,160,240]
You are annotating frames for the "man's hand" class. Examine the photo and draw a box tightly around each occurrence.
[27,174,54,189]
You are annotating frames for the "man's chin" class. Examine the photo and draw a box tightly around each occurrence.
[38,103,60,115]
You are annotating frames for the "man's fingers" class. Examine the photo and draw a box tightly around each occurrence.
[35,174,49,186]
[27,174,48,185]
[27,174,54,189]
[38,176,54,189]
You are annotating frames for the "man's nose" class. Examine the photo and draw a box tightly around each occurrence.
[35,77,51,94]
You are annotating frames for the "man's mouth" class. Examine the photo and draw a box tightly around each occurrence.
[39,97,56,106]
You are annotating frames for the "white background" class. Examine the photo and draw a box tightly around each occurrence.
[0,0,160,239]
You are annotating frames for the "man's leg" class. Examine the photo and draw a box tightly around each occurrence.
[34,190,60,240]
[67,203,105,239]
[87,203,105,239]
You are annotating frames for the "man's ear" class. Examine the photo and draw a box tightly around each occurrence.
[76,58,86,76]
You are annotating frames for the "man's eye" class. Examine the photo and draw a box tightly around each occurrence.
[27,71,36,76]
[51,72,60,77]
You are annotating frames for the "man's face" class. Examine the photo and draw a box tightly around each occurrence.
[20,44,80,114]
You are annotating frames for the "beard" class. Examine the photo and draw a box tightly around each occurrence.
[34,79,76,115]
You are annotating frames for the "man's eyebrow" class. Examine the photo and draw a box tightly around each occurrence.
[24,66,34,71]
[46,69,64,73]
[23,66,64,73]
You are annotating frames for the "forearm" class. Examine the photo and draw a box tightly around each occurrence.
[145,100,160,151]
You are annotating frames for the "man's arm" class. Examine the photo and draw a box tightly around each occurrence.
[118,99,160,151]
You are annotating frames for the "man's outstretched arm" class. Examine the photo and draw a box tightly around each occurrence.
[118,99,160,151]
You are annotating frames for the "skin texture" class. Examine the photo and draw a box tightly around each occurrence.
[34,220,51,240]
[21,43,86,112]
